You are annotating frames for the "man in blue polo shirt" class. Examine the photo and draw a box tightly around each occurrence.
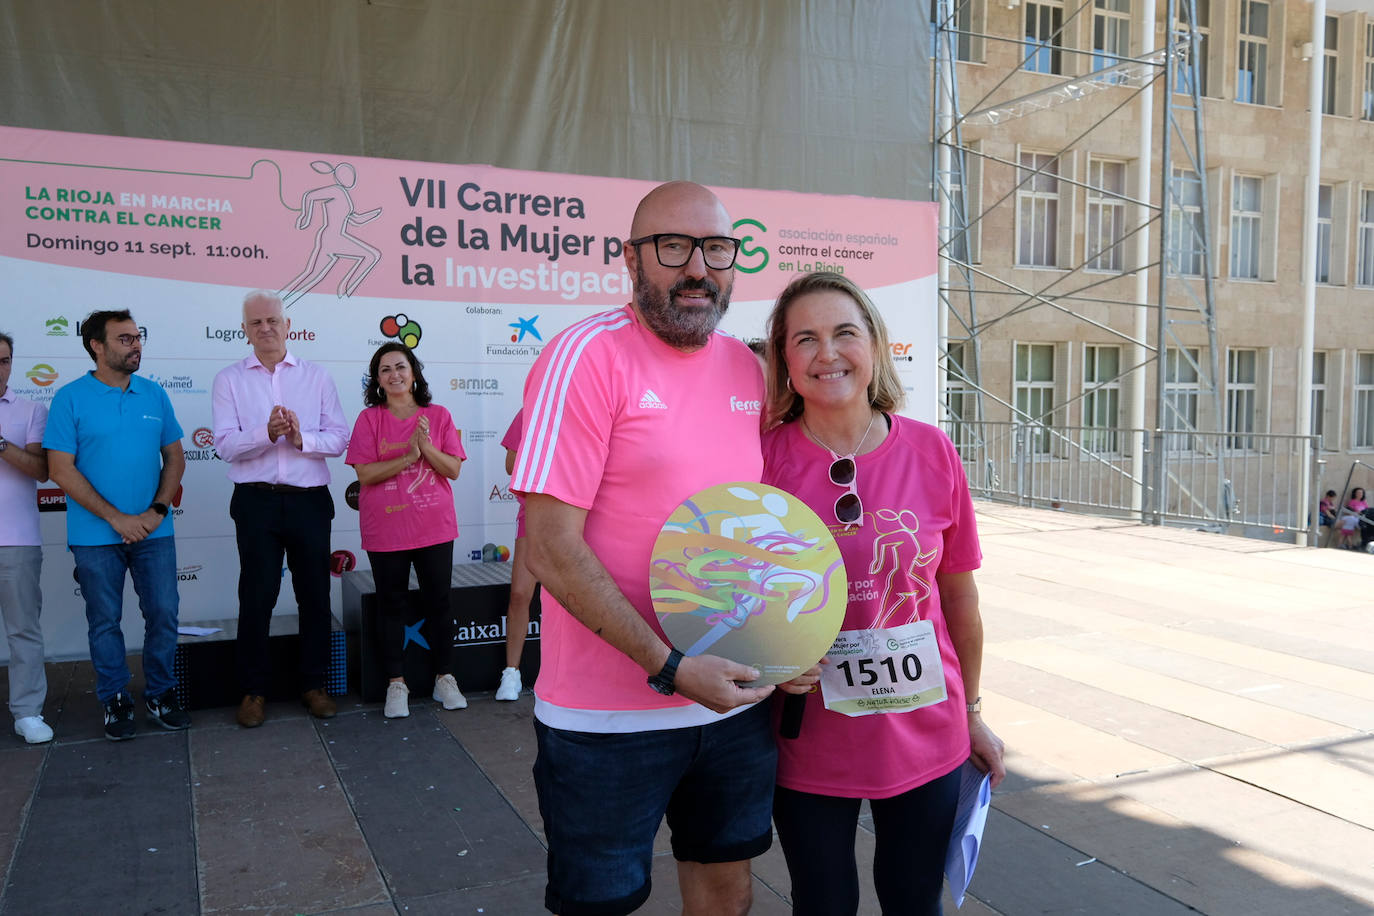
[45,309,190,740]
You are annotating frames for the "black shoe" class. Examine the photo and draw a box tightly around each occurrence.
[104,693,136,741]
[146,690,192,730]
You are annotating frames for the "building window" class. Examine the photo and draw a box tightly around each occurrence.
[1231,174,1262,279]
[1083,344,1121,452]
[1164,346,1201,449]
[936,0,985,64]
[1093,0,1131,73]
[1015,342,1057,454]
[1176,0,1212,96]
[1024,2,1064,75]
[1086,159,1128,272]
[1170,167,1206,276]
[1364,23,1374,120]
[1356,352,1374,448]
[1359,189,1374,286]
[1317,184,1333,285]
[1322,16,1339,116]
[1017,152,1060,268]
[1312,351,1327,442]
[1226,349,1258,450]
[945,341,977,453]
[1236,0,1270,105]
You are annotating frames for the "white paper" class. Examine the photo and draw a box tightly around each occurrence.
[177,626,222,637]
[943,761,992,908]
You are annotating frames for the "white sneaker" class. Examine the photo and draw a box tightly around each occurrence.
[432,674,467,710]
[14,716,53,744]
[384,681,410,718]
[495,667,522,701]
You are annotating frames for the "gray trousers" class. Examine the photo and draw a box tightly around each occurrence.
[0,546,47,720]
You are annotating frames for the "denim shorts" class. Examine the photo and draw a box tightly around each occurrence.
[533,701,776,916]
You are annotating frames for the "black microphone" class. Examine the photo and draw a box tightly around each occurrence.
[779,691,806,739]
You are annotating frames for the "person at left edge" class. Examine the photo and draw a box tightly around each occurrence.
[212,290,348,728]
[0,331,55,744]
[44,310,191,741]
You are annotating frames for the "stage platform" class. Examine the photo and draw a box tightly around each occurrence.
[0,502,1370,914]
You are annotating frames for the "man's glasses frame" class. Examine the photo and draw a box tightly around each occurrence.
[108,334,142,347]
[626,233,742,270]
[828,456,863,527]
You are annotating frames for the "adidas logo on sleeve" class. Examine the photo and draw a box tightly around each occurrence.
[638,389,668,410]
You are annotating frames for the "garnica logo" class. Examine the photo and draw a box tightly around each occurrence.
[733,218,769,274]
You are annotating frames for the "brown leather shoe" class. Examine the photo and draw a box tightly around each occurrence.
[236,694,266,728]
[301,688,337,719]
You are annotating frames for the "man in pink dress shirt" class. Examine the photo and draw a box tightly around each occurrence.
[211,291,348,727]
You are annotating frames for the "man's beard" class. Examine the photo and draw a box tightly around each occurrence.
[635,263,732,349]
[106,350,140,374]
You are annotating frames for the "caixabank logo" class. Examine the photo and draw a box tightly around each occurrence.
[485,315,544,358]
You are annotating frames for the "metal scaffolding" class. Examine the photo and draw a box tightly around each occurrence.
[932,0,1224,526]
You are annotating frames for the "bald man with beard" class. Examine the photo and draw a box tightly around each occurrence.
[511,181,799,915]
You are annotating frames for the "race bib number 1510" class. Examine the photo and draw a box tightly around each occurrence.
[819,619,948,717]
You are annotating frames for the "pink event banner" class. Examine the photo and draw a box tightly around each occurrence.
[2,126,935,306]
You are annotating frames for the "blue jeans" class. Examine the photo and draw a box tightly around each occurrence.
[71,536,180,703]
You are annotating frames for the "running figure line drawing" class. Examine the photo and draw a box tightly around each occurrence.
[280,161,382,307]
[869,507,938,628]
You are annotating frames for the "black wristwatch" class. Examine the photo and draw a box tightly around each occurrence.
[150,502,169,517]
[646,648,684,696]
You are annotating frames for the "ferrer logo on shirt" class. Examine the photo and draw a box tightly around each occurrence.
[729,395,762,415]
[638,389,668,410]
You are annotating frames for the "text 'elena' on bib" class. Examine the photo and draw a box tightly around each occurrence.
[819,619,947,717]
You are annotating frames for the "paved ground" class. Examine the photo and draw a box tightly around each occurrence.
[0,502,1370,915]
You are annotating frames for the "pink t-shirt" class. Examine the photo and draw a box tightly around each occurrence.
[762,415,983,799]
[512,306,765,729]
[501,409,526,539]
[0,391,47,547]
[345,404,465,552]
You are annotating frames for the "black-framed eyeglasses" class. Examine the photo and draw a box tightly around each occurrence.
[626,234,741,270]
[828,456,863,528]
[110,334,142,347]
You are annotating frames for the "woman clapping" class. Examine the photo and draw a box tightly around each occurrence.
[347,343,467,717]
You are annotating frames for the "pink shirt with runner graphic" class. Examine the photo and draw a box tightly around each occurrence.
[763,415,982,799]
[511,305,765,725]
[345,404,465,552]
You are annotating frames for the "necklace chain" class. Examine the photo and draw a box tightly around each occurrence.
[803,412,878,459]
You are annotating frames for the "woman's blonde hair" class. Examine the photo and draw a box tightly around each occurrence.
[763,271,906,425]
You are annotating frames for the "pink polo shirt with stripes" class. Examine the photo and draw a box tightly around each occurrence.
[512,305,765,732]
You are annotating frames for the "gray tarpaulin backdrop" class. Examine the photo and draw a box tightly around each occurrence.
[0,0,932,199]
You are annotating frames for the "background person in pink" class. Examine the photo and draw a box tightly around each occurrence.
[760,272,1005,916]
[494,408,536,701]
[346,343,466,718]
